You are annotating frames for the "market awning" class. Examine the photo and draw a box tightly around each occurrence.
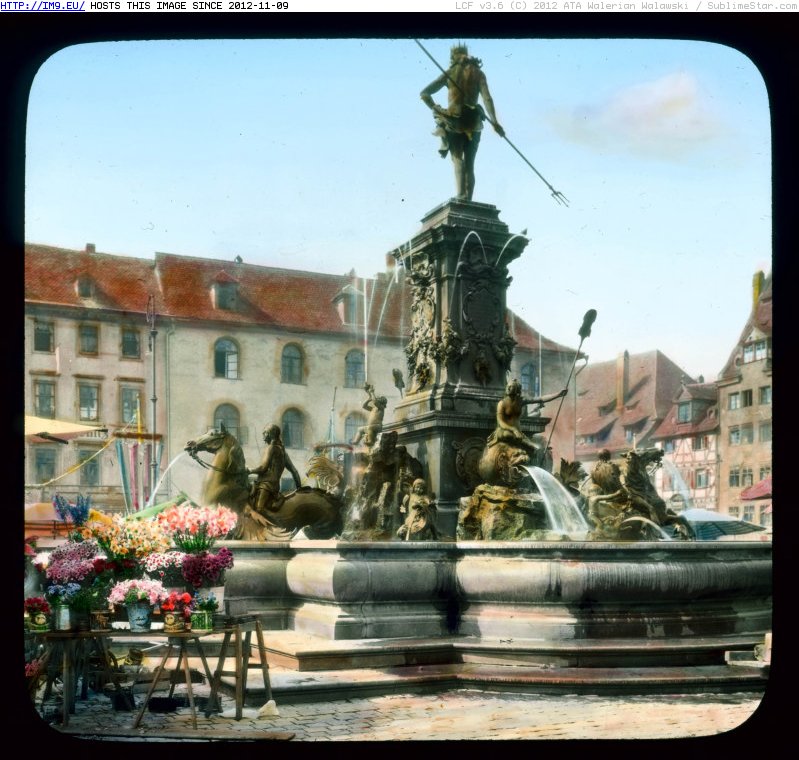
[740,476,772,501]
[24,415,107,444]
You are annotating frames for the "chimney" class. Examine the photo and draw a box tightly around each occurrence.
[616,350,629,412]
[85,243,96,254]
[752,270,765,310]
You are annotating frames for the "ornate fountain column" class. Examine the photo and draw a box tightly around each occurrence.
[383,200,545,536]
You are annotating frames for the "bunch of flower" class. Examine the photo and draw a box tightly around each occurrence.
[143,551,188,586]
[24,597,51,616]
[160,591,194,621]
[157,505,237,553]
[81,510,170,564]
[192,590,219,613]
[182,547,234,589]
[45,539,100,584]
[53,493,92,528]
[24,536,38,559]
[45,582,82,606]
[108,578,169,607]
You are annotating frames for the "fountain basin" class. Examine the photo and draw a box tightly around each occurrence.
[223,540,771,663]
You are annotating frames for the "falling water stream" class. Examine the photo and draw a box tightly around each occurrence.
[145,451,189,508]
[522,465,590,537]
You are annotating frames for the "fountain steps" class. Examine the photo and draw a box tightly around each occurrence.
[116,630,768,702]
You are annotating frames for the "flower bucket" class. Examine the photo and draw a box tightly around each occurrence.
[190,610,213,633]
[28,611,50,633]
[163,611,185,633]
[126,602,153,632]
[53,605,72,631]
[90,609,112,632]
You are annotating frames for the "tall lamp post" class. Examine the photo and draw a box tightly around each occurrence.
[146,294,158,498]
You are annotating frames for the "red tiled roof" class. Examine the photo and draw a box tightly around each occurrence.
[575,350,690,457]
[25,244,574,355]
[740,476,772,501]
[649,382,719,440]
[25,243,158,314]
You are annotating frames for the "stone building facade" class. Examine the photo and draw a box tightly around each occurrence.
[24,243,577,515]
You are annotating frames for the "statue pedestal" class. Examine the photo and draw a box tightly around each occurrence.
[384,199,531,536]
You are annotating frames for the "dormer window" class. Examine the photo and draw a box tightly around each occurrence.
[212,271,239,311]
[76,276,94,298]
[333,285,362,325]
[216,282,237,310]
[677,401,691,423]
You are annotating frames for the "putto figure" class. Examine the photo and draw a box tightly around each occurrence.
[420,43,505,201]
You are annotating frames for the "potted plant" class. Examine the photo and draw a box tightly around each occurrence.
[143,550,188,589]
[45,583,81,630]
[181,546,234,593]
[24,597,51,632]
[190,591,218,633]
[108,578,168,632]
[156,505,238,553]
[160,591,194,633]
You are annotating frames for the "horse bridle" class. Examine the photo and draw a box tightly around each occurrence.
[186,438,249,477]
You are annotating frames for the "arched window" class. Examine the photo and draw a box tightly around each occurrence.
[345,350,365,388]
[214,338,239,379]
[213,403,241,441]
[520,362,539,397]
[281,344,304,385]
[344,412,367,443]
[281,408,304,449]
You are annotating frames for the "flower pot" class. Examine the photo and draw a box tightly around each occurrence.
[125,601,153,632]
[163,611,185,633]
[189,610,213,634]
[27,611,50,633]
[74,610,91,632]
[90,609,112,632]
[53,605,72,631]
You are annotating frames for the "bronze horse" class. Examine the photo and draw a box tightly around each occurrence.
[184,425,344,541]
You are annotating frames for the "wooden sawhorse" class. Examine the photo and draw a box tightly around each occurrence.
[206,615,273,720]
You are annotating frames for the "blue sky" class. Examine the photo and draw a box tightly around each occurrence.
[25,37,771,381]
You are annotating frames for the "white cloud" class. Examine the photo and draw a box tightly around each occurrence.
[552,72,726,161]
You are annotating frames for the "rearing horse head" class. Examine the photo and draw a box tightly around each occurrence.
[185,422,236,457]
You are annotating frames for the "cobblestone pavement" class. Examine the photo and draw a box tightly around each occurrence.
[32,682,766,742]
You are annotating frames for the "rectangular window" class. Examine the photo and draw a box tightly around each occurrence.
[34,321,54,352]
[78,383,99,421]
[216,283,237,310]
[663,439,675,453]
[743,344,755,363]
[759,505,770,527]
[741,467,754,487]
[78,449,100,487]
[121,387,142,425]
[741,389,753,407]
[729,427,741,445]
[759,465,771,481]
[729,467,740,488]
[759,386,772,405]
[728,392,740,410]
[740,424,754,445]
[759,421,772,443]
[677,402,691,423]
[692,435,707,451]
[754,340,768,360]
[121,328,140,358]
[34,447,56,484]
[34,379,55,418]
[79,324,99,355]
[743,505,755,522]
[728,506,740,518]
[695,469,708,488]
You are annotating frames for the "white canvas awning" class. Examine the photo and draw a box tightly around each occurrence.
[24,415,107,444]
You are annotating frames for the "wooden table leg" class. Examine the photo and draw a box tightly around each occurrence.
[205,630,231,718]
[178,640,198,730]
[61,639,75,726]
[234,626,244,720]
[132,641,174,729]
[255,621,273,702]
